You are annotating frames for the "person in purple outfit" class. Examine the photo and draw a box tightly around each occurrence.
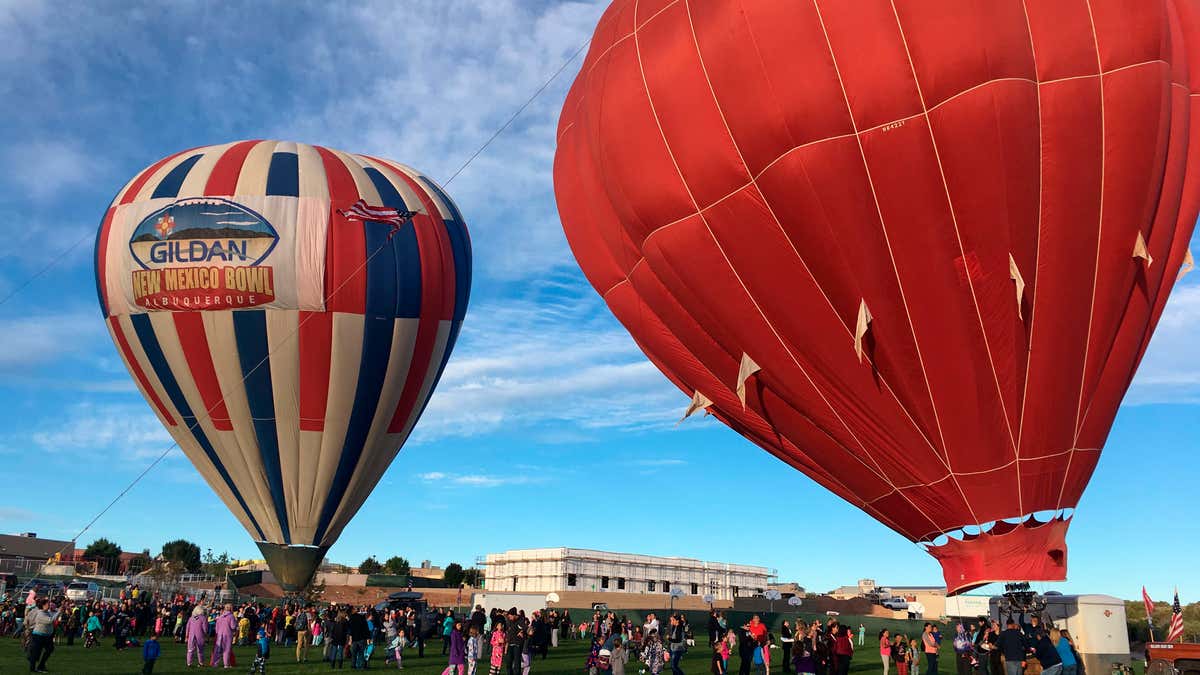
[211,603,237,667]
[186,606,208,667]
[444,620,467,675]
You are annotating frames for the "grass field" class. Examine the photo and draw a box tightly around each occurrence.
[0,613,1145,675]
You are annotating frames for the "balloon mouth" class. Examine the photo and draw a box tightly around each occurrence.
[255,542,329,592]
[924,513,1071,595]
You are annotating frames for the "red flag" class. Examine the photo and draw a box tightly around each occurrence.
[1143,586,1156,624]
[1166,590,1185,643]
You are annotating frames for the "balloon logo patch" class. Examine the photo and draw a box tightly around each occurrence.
[127,197,279,311]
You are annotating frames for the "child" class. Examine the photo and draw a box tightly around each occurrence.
[643,630,665,675]
[489,623,507,675]
[252,628,271,674]
[467,626,481,675]
[142,634,160,674]
[612,637,630,675]
[893,636,909,675]
[522,627,535,675]
[909,639,920,675]
[712,641,727,675]
[389,630,408,669]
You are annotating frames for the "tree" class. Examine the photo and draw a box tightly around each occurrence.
[84,538,122,573]
[202,549,232,578]
[384,556,411,576]
[462,567,483,587]
[127,549,153,575]
[161,539,202,573]
[443,562,465,587]
[358,556,383,574]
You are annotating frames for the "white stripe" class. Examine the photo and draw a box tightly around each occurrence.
[177,142,236,198]
[296,143,330,201]
[264,310,305,542]
[234,141,279,197]
[306,312,364,531]
[202,310,284,543]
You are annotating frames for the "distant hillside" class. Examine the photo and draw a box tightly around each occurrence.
[131,227,274,243]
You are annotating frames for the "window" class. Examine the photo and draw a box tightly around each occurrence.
[732,586,739,597]
[512,577,518,591]
[567,574,577,587]
[691,583,698,595]
[663,581,671,592]
[709,580,719,592]
[648,580,656,592]
[617,578,626,590]
[601,576,609,589]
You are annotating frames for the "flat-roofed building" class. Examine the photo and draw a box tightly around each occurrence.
[482,548,774,601]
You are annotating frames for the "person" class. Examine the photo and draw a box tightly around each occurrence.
[644,630,666,675]
[613,637,630,675]
[832,625,854,675]
[670,615,689,675]
[86,609,102,648]
[143,633,161,674]
[252,627,271,674]
[922,624,939,675]
[713,640,728,675]
[739,625,757,675]
[490,621,508,675]
[327,608,349,669]
[444,612,456,655]
[186,605,208,667]
[212,603,236,668]
[25,597,59,673]
[444,621,467,675]
[1032,629,1062,675]
[859,626,866,648]
[793,627,816,675]
[881,630,892,675]
[893,635,909,675]
[953,624,975,675]
[782,621,795,674]
[709,612,723,647]
[350,608,371,669]
[296,605,312,662]
[909,639,920,675]
[1055,629,1081,675]
[467,626,481,675]
[996,620,1025,675]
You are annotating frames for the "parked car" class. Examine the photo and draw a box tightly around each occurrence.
[65,580,101,602]
[881,598,909,610]
[373,592,440,639]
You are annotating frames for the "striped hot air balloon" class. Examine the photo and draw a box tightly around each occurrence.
[94,140,471,589]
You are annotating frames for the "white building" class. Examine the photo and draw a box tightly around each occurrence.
[482,548,774,601]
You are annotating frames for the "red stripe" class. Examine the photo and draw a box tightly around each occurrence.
[203,140,261,196]
[316,146,367,314]
[109,316,176,426]
[298,310,333,432]
[96,206,115,316]
[171,313,233,431]
[118,147,197,205]
[370,157,457,321]
[367,159,452,433]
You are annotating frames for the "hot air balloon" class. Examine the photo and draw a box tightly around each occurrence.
[554,1,1199,593]
[95,141,471,590]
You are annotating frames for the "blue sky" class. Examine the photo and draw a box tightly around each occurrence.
[0,1,1196,602]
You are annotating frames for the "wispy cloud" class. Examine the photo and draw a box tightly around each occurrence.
[1127,283,1200,405]
[30,401,173,460]
[1,139,98,201]
[0,507,36,522]
[0,312,108,373]
[417,471,542,488]
[411,276,691,442]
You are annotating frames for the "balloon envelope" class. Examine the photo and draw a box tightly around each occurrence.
[554,1,1200,593]
[96,140,471,589]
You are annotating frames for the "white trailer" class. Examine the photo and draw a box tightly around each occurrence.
[991,594,1130,675]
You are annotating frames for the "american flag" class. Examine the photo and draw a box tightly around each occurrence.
[338,199,417,238]
[1165,590,1185,643]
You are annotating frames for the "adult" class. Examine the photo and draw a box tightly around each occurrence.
[922,624,939,675]
[185,606,208,667]
[709,611,722,647]
[211,603,236,667]
[349,607,371,669]
[859,625,866,647]
[1032,629,1062,675]
[996,620,1026,675]
[26,597,59,673]
[295,605,312,662]
[1054,629,1080,675]
[781,620,794,674]
[669,614,688,675]
[881,630,892,675]
[832,625,854,675]
[952,624,974,675]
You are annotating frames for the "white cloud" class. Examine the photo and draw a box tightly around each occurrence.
[417,471,540,488]
[1,139,97,201]
[411,276,691,442]
[1127,282,1200,405]
[30,401,173,459]
[0,312,108,372]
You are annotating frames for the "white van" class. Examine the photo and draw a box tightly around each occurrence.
[65,580,100,602]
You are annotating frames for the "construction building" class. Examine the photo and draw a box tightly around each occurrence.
[482,548,774,600]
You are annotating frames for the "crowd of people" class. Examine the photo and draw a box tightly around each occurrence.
[0,582,1086,675]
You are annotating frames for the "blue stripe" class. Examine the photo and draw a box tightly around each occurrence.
[419,176,472,322]
[230,310,291,544]
[265,152,300,197]
[150,154,203,199]
[127,314,265,540]
[313,310,395,544]
[364,167,422,318]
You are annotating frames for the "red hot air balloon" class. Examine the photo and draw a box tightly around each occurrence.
[554,1,1200,593]
[96,141,470,590]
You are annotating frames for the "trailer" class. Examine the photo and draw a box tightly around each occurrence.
[991,594,1130,675]
[1146,642,1200,675]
